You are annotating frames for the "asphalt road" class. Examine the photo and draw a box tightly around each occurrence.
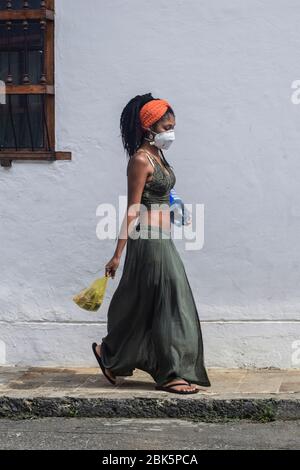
[0,418,299,450]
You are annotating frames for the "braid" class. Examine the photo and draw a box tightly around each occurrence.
[120,93,154,158]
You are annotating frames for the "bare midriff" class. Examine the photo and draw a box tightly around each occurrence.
[139,206,171,231]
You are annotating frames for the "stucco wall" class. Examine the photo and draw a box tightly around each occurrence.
[1,0,300,368]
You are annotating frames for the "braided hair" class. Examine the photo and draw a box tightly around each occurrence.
[120,93,175,169]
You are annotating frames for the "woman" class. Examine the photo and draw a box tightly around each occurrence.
[92,93,211,394]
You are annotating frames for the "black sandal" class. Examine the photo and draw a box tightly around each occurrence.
[155,381,199,395]
[92,342,117,386]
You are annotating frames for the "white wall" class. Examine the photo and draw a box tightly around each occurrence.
[1,0,300,368]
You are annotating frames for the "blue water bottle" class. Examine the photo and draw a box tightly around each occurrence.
[169,188,191,226]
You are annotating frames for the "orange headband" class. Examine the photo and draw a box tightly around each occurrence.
[139,99,171,130]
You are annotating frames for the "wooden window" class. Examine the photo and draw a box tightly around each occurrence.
[0,0,71,166]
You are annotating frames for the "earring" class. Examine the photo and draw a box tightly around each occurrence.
[147,127,155,140]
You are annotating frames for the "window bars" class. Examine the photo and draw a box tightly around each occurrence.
[0,0,71,166]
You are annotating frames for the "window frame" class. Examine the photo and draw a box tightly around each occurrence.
[0,0,71,166]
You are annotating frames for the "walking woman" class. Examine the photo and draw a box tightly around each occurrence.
[92,93,211,394]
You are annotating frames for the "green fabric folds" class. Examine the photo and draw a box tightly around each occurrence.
[101,224,211,387]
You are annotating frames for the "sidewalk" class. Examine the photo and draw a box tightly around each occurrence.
[1,367,299,421]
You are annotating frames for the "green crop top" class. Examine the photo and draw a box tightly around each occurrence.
[140,150,176,209]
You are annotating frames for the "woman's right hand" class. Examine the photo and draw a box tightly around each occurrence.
[105,255,120,279]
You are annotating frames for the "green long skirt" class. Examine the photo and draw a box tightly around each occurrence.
[101,224,211,387]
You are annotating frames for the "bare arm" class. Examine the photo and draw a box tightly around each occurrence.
[105,153,150,277]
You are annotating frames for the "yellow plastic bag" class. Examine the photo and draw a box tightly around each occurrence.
[72,275,109,311]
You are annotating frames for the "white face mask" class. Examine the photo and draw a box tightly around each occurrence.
[149,129,175,150]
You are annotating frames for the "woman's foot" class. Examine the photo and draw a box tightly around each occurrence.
[161,378,199,392]
[95,343,116,381]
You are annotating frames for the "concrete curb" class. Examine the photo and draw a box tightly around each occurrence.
[1,397,299,421]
